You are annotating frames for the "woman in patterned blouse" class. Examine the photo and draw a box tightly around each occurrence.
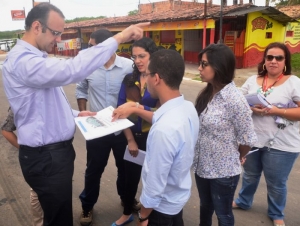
[193,44,257,226]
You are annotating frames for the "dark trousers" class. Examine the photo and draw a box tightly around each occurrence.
[79,133,127,211]
[19,142,75,226]
[123,132,148,215]
[195,173,240,226]
[148,209,184,226]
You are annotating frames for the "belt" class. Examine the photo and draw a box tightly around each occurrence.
[20,138,74,152]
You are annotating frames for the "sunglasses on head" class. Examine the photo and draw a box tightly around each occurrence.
[199,60,209,68]
[265,55,285,62]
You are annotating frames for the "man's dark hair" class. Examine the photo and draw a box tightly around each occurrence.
[148,49,184,90]
[124,37,158,87]
[90,29,113,44]
[25,3,65,31]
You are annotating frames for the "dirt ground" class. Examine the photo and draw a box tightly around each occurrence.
[184,66,257,87]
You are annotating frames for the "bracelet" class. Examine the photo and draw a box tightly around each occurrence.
[136,102,140,108]
[283,108,287,117]
[119,32,124,43]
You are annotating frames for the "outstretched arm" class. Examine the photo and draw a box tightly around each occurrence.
[112,106,153,124]
[113,22,150,44]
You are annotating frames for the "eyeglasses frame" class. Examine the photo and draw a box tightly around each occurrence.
[39,21,63,37]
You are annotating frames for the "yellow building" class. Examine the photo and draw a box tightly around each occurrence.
[62,3,296,68]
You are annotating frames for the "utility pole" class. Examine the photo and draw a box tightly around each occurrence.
[32,0,51,7]
[219,0,223,43]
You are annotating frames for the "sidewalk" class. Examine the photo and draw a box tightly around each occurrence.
[184,62,257,87]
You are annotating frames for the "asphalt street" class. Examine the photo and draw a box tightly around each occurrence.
[0,54,299,226]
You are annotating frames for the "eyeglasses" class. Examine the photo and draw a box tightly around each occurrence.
[39,21,63,37]
[131,54,147,61]
[199,60,209,68]
[88,43,94,48]
[265,55,285,62]
[144,72,156,77]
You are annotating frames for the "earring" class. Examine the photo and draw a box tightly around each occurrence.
[284,66,286,72]
[263,64,266,71]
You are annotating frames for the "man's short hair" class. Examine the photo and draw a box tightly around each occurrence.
[25,3,65,31]
[90,29,113,44]
[148,49,184,90]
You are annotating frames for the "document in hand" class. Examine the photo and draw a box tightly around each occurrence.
[245,93,272,108]
[123,146,146,166]
[75,106,134,140]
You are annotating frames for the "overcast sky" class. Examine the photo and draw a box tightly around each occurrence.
[0,0,266,32]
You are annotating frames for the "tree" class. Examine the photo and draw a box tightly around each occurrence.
[272,0,300,5]
[128,9,139,16]
[65,16,106,23]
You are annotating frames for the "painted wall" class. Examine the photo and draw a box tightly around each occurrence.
[116,30,184,58]
[115,19,215,59]
[243,12,285,68]
[285,21,300,54]
[109,19,215,31]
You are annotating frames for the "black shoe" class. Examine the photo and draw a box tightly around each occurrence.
[121,198,141,212]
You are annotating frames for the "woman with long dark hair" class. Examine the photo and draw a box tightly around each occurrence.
[233,42,300,226]
[193,44,257,226]
[112,37,159,226]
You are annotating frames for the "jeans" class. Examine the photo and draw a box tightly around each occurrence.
[148,209,184,226]
[195,173,240,226]
[79,133,127,211]
[234,147,299,220]
[19,143,75,226]
[123,132,148,215]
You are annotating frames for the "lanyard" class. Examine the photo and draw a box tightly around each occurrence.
[262,73,284,92]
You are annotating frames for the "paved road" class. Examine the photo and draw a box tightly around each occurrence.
[0,54,299,226]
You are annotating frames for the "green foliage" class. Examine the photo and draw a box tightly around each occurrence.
[274,0,300,6]
[0,30,22,39]
[192,77,202,81]
[128,9,139,16]
[65,16,106,23]
[291,53,300,77]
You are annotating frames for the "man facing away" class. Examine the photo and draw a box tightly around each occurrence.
[2,2,147,225]
[112,49,199,226]
[75,29,135,226]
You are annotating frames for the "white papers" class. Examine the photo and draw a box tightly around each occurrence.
[123,146,146,166]
[245,148,259,156]
[245,93,272,108]
[75,106,134,140]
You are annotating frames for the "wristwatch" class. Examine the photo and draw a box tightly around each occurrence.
[138,211,149,222]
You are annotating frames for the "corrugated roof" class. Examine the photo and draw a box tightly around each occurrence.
[226,6,297,24]
[64,4,254,29]
[64,4,297,30]
[277,5,300,20]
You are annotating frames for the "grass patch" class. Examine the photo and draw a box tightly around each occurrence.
[291,53,300,78]
[192,77,202,81]
[192,74,201,81]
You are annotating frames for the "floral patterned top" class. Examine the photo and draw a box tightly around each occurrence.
[193,82,257,178]
[1,107,16,132]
